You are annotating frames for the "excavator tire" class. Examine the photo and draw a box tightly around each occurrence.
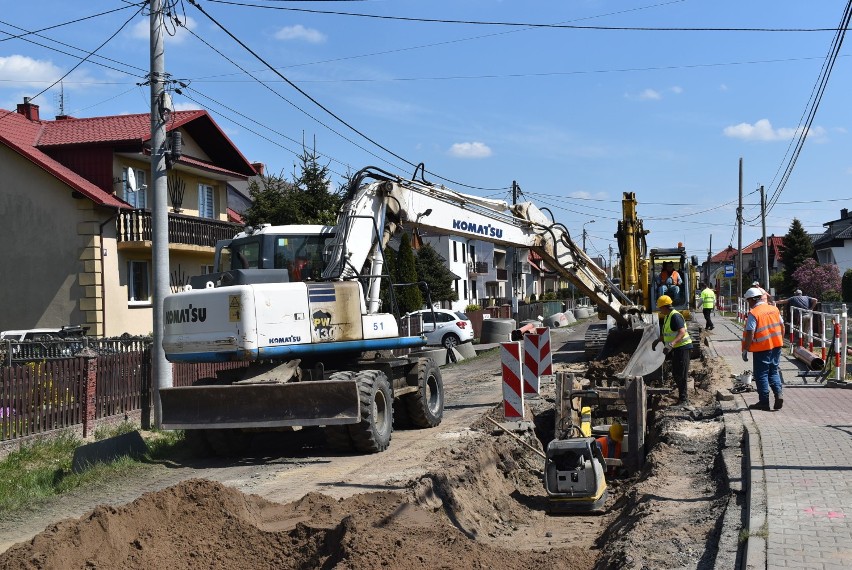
[323,371,357,451]
[205,429,252,457]
[348,369,393,453]
[402,358,444,428]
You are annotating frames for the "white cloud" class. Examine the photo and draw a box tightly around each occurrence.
[130,15,197,44]
[448,141,492,159]
[0,55,63,88]
[274,25,326,44]
[671,86,683,94]
[638,88,661,100]
[173,101,202,111]
[719,84,729,91]
[569,191,608,200]
[723,119,828,142]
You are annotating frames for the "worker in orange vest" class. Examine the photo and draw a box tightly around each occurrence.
[595,422,624,477]
[742,287,785,411]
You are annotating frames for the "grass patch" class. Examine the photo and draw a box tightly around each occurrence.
[0,425,188,516]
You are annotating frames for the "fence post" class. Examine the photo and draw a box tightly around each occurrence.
[80,348,99,438]
[842,304,848,383]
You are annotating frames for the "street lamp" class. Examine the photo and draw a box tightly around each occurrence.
[582,220,595,253]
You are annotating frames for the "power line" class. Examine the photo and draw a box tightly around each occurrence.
[25,3,146,105]
[185,0,509,192]
[205,0,841,32]
[0,4,139,43]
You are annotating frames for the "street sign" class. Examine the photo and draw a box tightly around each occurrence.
[724,263,735,278]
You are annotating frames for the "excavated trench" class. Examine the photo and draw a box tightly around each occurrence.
[0,342,733,570]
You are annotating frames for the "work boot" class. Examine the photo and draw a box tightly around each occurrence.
[748,401,771,411]
[774,397,784,410]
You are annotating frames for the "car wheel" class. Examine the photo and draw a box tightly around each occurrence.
[442,333,460,349]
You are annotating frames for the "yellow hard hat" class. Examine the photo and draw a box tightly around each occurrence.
[609,422,624,442]
[656,295,673,308]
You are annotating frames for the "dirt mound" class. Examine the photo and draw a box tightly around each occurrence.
[0,438,597,570]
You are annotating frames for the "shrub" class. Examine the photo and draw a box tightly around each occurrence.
[465,304,482,312]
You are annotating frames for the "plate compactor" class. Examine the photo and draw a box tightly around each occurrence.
[544,437,608,514]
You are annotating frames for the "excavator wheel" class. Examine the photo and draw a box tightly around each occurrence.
[205,429,252,457]
[402,357,444,428]
[323,371,358,451]
[348,369,393,453]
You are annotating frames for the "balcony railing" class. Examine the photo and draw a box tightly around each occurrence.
[117,210,241,248]
[468,261,489,275]
[495,268,508,281]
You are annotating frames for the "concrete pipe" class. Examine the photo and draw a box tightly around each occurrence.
[480,318,518,344]
[792,346,825,371]
[573,308,586,319]
[562,310,577,324]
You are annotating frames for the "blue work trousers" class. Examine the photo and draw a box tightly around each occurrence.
[752,346,783,405]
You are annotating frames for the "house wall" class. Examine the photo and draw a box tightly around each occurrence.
[0,145,108,332]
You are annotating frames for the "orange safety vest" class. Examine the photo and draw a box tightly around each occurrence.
[596,436,622,459]
[661,269,681,284]
[744,303,784,352]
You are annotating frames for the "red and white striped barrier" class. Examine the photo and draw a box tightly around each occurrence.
[500,341,524,419]
[522,327,552,394]
[834,316,842,382]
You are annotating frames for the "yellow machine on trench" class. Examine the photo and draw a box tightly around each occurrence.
[543,386,618,514]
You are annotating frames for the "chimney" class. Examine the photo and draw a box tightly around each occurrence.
[842,208,848,219]
[251,162,265,176]
[16,97,40,121]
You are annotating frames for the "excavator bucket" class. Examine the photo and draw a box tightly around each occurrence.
[616,322,665,378]
[158,381,361,430]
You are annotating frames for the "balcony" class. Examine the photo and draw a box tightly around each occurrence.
[116,209,242,250]
[468,261,489,275]
[495,268,508,281]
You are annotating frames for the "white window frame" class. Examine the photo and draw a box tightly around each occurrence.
[127,260,151,305]
[123,167,147,209]
[198,183,215,219]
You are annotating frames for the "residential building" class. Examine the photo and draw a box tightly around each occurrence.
[0,100,256,336]
[812,208,852,273]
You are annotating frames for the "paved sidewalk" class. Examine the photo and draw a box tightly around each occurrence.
[708,315,852,569]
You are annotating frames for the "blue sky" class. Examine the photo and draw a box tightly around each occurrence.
[2,0,851,264]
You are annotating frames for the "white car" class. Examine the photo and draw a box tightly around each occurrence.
[409,309,474,349]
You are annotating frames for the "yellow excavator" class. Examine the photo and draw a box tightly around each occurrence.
[587,192,700,360]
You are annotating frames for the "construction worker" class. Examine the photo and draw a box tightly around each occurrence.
[699,282,716,331]
[742,287,784,411]
[658,262,682,302]
[595,422,623,476]
[652,295,693,406]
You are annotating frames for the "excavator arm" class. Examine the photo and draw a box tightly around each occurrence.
[322,166,643,327]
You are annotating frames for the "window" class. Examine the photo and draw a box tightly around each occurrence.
[463,280,468,298]
[201,265,215,275]
[123,167,147,208]
[128,260,150,304]
[198,184,215,219]
[452,241,458,262]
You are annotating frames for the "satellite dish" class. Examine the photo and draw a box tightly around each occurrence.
[126,169,137,192]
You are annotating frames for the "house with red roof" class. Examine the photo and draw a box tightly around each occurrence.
[702,236,785,290]
[0,99,256,336]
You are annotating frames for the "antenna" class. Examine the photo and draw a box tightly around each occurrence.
[58,81,65,116]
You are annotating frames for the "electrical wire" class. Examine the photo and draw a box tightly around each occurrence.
[184,0,509,192]
[754,0,852,222]
[25,3,146,106]
[0,5,139,43]
[204,0,841,32]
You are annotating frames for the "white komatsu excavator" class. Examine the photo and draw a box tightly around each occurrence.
[160,165,651,457]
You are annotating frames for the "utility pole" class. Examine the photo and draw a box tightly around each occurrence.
[608,244,613,279]
[760,185,770,291]
[706,235,712,284]
[150,0,172,428]
[737,158,743,299]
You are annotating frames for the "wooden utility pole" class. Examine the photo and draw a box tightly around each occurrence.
[737,158,743,298]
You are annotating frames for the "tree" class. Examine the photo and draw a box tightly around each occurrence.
[379,247,397,313]
[842,269,852,303]
[781,218,815,295]
[242,142,342,227]
[791,258,840,299]
[395,233,423,313]
[415,244,458,305]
